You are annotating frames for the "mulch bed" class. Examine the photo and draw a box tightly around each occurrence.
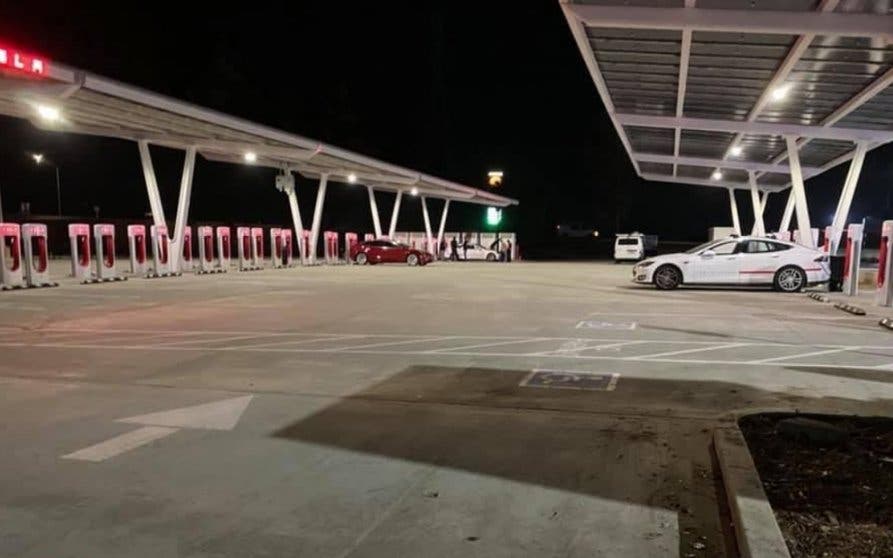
[739,414,893,558]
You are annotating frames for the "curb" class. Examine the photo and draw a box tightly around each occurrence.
[880,318,893,331]
[714,427,791,558]
[833,302,866,315]
[806,292,829,303]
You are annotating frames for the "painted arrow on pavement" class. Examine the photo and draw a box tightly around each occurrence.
[62,395,253,462]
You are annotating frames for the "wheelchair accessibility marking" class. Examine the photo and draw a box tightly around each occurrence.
[520,369,620,391]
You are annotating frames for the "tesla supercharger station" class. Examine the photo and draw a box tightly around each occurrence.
[197,226,221,274]
[180,226,193,272]
[0,223,25,290]
[216,226,231,272]
[773,231,792,241]
[127,225,148,276]
[877,220,892,307]
[324,231,339,264]
[22,223,56,288]
[68,223,93,282]
[92,224,123,282]
[823,226,833,253]
[281,229,294,267]
[149,224,178,277]
[236,227,258,271]
[301,230,311,265]
[842,223,863,297]
[270,228,283,269]
[345,233,358,263]
[251,227,264,269]
[793,228,819,247]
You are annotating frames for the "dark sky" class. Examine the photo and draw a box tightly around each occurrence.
[1,2,891,243]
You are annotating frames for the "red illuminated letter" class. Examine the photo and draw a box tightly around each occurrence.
[0,48,7,65]
[31,58,44,74]
[13,52,25,69]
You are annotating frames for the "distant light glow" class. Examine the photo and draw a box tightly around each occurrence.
[487,170,504,187]
[771,84,792,102]
[31,153,44,164]
[243,152,257,163]
[410,187,419,196]
[486,207,503,226]
[36,104,60,122]
[730,146,743,157]
[711,170,723,181]
[347,173,357,184]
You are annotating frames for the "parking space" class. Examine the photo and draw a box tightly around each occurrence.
[1,261,892,557]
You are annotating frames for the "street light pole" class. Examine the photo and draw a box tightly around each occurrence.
[54,165,62,216]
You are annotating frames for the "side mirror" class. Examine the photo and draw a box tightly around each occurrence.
[701,250,716,259]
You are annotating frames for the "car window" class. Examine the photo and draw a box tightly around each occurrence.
[617,238,639,245]
[768,242,792,251]
[710,241,737,255]
[742,241,772,253]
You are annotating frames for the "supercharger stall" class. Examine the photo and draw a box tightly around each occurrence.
[324,231,340,264]
[68,223,93,282]
[197,226,224,274]
[345,233,359,263]
[216,226,231,272]
[877,220,892,308]
[364,233,375,242]
[93,223,125,282]
[280,229,294,267]
[21,223,57,288]
[251,227,264,269]
[0,223,25,290]
[842,223,863,297]
[270,228,283,269]
[180,225,193,272]
[236,227,257,271]
[127,224,149,276]
[149,224,179,278]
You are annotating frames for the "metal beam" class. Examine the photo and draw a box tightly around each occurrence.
[367,186,382,238]
[640,173,765,191]
[421,197,434,253]
[634,152,820,175]
[616,113,892,143]
[672,28,692,177]
[828,142,868,254]
[728,188,742,235]
[283,176,306,264]
[748,172,766,237]
[308,174,328,264]
[564,4,892,39]
[785,136,814,248]
[436,199,450,254]
[779,190,795,233]
[171,146,196,272]
[388,190,403,238]
[137,140,167,231]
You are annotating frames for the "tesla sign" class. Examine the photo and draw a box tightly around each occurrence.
[0,45,47,76]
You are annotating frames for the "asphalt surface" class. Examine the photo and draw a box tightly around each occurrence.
[1,260,892,557]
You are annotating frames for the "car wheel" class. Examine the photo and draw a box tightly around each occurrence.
[774,265,806,293]
[486,253,496,262]
[653,265,682,290]
[355,253,367,265]
[406,253,419,266]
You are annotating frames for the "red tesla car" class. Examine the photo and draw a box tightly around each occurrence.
[350,239,433,266]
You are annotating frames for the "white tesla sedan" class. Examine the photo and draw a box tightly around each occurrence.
[632,236,830,292]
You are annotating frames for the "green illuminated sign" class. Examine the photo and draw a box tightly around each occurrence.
[486,207,502,226]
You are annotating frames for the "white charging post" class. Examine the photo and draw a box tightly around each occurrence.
[251,227,264,269]
[149,224,177,277]
[0,223,25,290]
[93,224,124,282]
[68,223,93,282]
[180,225,193,272]
[877,220,892,307]
[216,226,231,272]
[127,224,148,276]
[281,229,294,267]
[22,223,56,288]
[270,228,283,269]
[842,223,863,297]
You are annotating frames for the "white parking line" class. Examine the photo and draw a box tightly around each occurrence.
[424,337,548,353]
[751,347,858,364]
[332,336,459,352]
[533,340,646,356]
[630,342,750,360]
[235,335,365,349]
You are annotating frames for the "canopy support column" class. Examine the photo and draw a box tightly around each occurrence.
[421,196,433,252]
[388,190,403,239]
[728,188,741,235]
[283,175,306,264]
[137,140,167,231]
[828,141,868,254]
[171,146,196,272]
[785,135,814,248]
[308,174,328,265]
[779,190,795,233]
[436,199,450,251]
[748,172,765,237]
[367,186,382,238]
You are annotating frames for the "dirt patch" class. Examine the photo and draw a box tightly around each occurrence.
[740,414,893,558]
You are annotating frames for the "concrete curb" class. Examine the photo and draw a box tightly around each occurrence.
[833,302,866,315]
[714,427,791,558]
[806,292,830,303]
[880,318,893,331]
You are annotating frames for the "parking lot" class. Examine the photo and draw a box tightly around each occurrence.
[2,261,892,557]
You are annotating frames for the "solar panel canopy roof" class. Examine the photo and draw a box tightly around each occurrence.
[560,0,893,193]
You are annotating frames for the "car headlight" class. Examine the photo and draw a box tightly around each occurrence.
[637,261,655,268]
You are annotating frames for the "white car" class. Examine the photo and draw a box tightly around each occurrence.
[452,244,500,261]
[632,236,830,292]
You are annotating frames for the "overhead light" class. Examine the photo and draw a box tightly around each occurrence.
[243,151,257,163]
[771,84,792,102]
[35,104,60,122]
[31,153,44,164]
[730,146,743,157]
[347,173,357,184]
[487,170,504,187]
[410,187,419,196]
[711,170,723,180]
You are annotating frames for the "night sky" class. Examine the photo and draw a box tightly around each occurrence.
[1,2,891,244]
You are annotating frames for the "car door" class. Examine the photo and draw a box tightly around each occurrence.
[737,240,777,284]
[385,241,407,263]
[689,240,740,283]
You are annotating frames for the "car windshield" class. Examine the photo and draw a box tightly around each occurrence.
[685,240,720,254]
[617,238,639,245]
